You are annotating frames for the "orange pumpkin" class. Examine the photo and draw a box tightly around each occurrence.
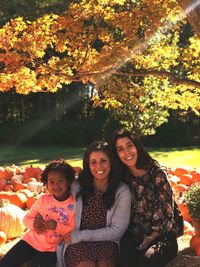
[190,235,200,256]
[190,235,200,250]
[0,231,7,245]
[173,184,188,198]
[179,174,193,186]
[0,179,6,190]
[0,192,27,209]
[0,199,25,239]
[178,202,192,223]
[11,192,27,209]
[0,167,5,176]
[24,167,42,181]
[26,194,40,209]
[190,171,200,183]
[173,167,189,177]
[12,181,26,192]
[0,167,13,180]
[3,184,14,191]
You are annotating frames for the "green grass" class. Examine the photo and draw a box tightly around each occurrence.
[148,147,200,170]
[0,145,199,170]
[0,146,85,168]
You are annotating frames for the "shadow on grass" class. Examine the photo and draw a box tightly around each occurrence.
[0,145,85,166]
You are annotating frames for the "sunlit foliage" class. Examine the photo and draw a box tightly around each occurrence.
[0,0,199,117]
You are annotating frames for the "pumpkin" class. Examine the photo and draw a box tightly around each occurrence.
[174,183,188,194]
[0,167,13,180]
[3,184,14,191]
[190,235,200,256]
[190,171,200,183]
[24,167,42,181]
[179,174,193,186]
[0,192,27,209]
[0,230,7,245]
[26,194,40,209]
[0,179,6,190]
[12,181,26,192]
[173,167,189,177]
[0,199,25,239]
[179,202,192,223]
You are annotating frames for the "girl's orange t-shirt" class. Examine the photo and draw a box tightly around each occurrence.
[22,193,75,252]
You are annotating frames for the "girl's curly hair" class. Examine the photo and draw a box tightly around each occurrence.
[41,159,75,191]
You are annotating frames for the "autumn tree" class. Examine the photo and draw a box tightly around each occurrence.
[0,0,199,135]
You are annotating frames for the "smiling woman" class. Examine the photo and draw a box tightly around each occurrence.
[57,140,131,267]
[111,129,182,267]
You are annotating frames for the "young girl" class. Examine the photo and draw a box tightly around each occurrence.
[0,159,75,267]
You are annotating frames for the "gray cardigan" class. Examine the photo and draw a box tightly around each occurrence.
[56,181,131,267]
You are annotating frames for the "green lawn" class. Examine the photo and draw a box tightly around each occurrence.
[0,146,84,168]
[0,145,199,170]
[148,147,200,170]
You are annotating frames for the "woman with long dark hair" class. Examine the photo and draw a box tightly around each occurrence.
[57,140,131,267]
[111,129,181,267]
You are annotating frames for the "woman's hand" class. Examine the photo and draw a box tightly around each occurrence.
[63,231,72,244]
[137,236,154,251]
[33,213,46,234]
[137,231,160,251]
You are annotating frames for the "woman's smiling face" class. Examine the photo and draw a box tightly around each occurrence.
[89,151,111,184]
[116,137,138,168]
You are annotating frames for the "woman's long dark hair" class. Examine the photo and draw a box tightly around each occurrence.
[77,140,120,209]
[111,129,159,174]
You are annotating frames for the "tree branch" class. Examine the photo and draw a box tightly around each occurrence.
[76,68,200,88]
[112,69,200,88]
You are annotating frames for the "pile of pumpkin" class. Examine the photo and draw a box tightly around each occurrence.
[168,167,200,255]
[0,165,44,246]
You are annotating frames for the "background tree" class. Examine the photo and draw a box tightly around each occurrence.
[0,0,199,141]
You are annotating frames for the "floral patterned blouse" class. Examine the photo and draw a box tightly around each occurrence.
[124,166,175,238]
